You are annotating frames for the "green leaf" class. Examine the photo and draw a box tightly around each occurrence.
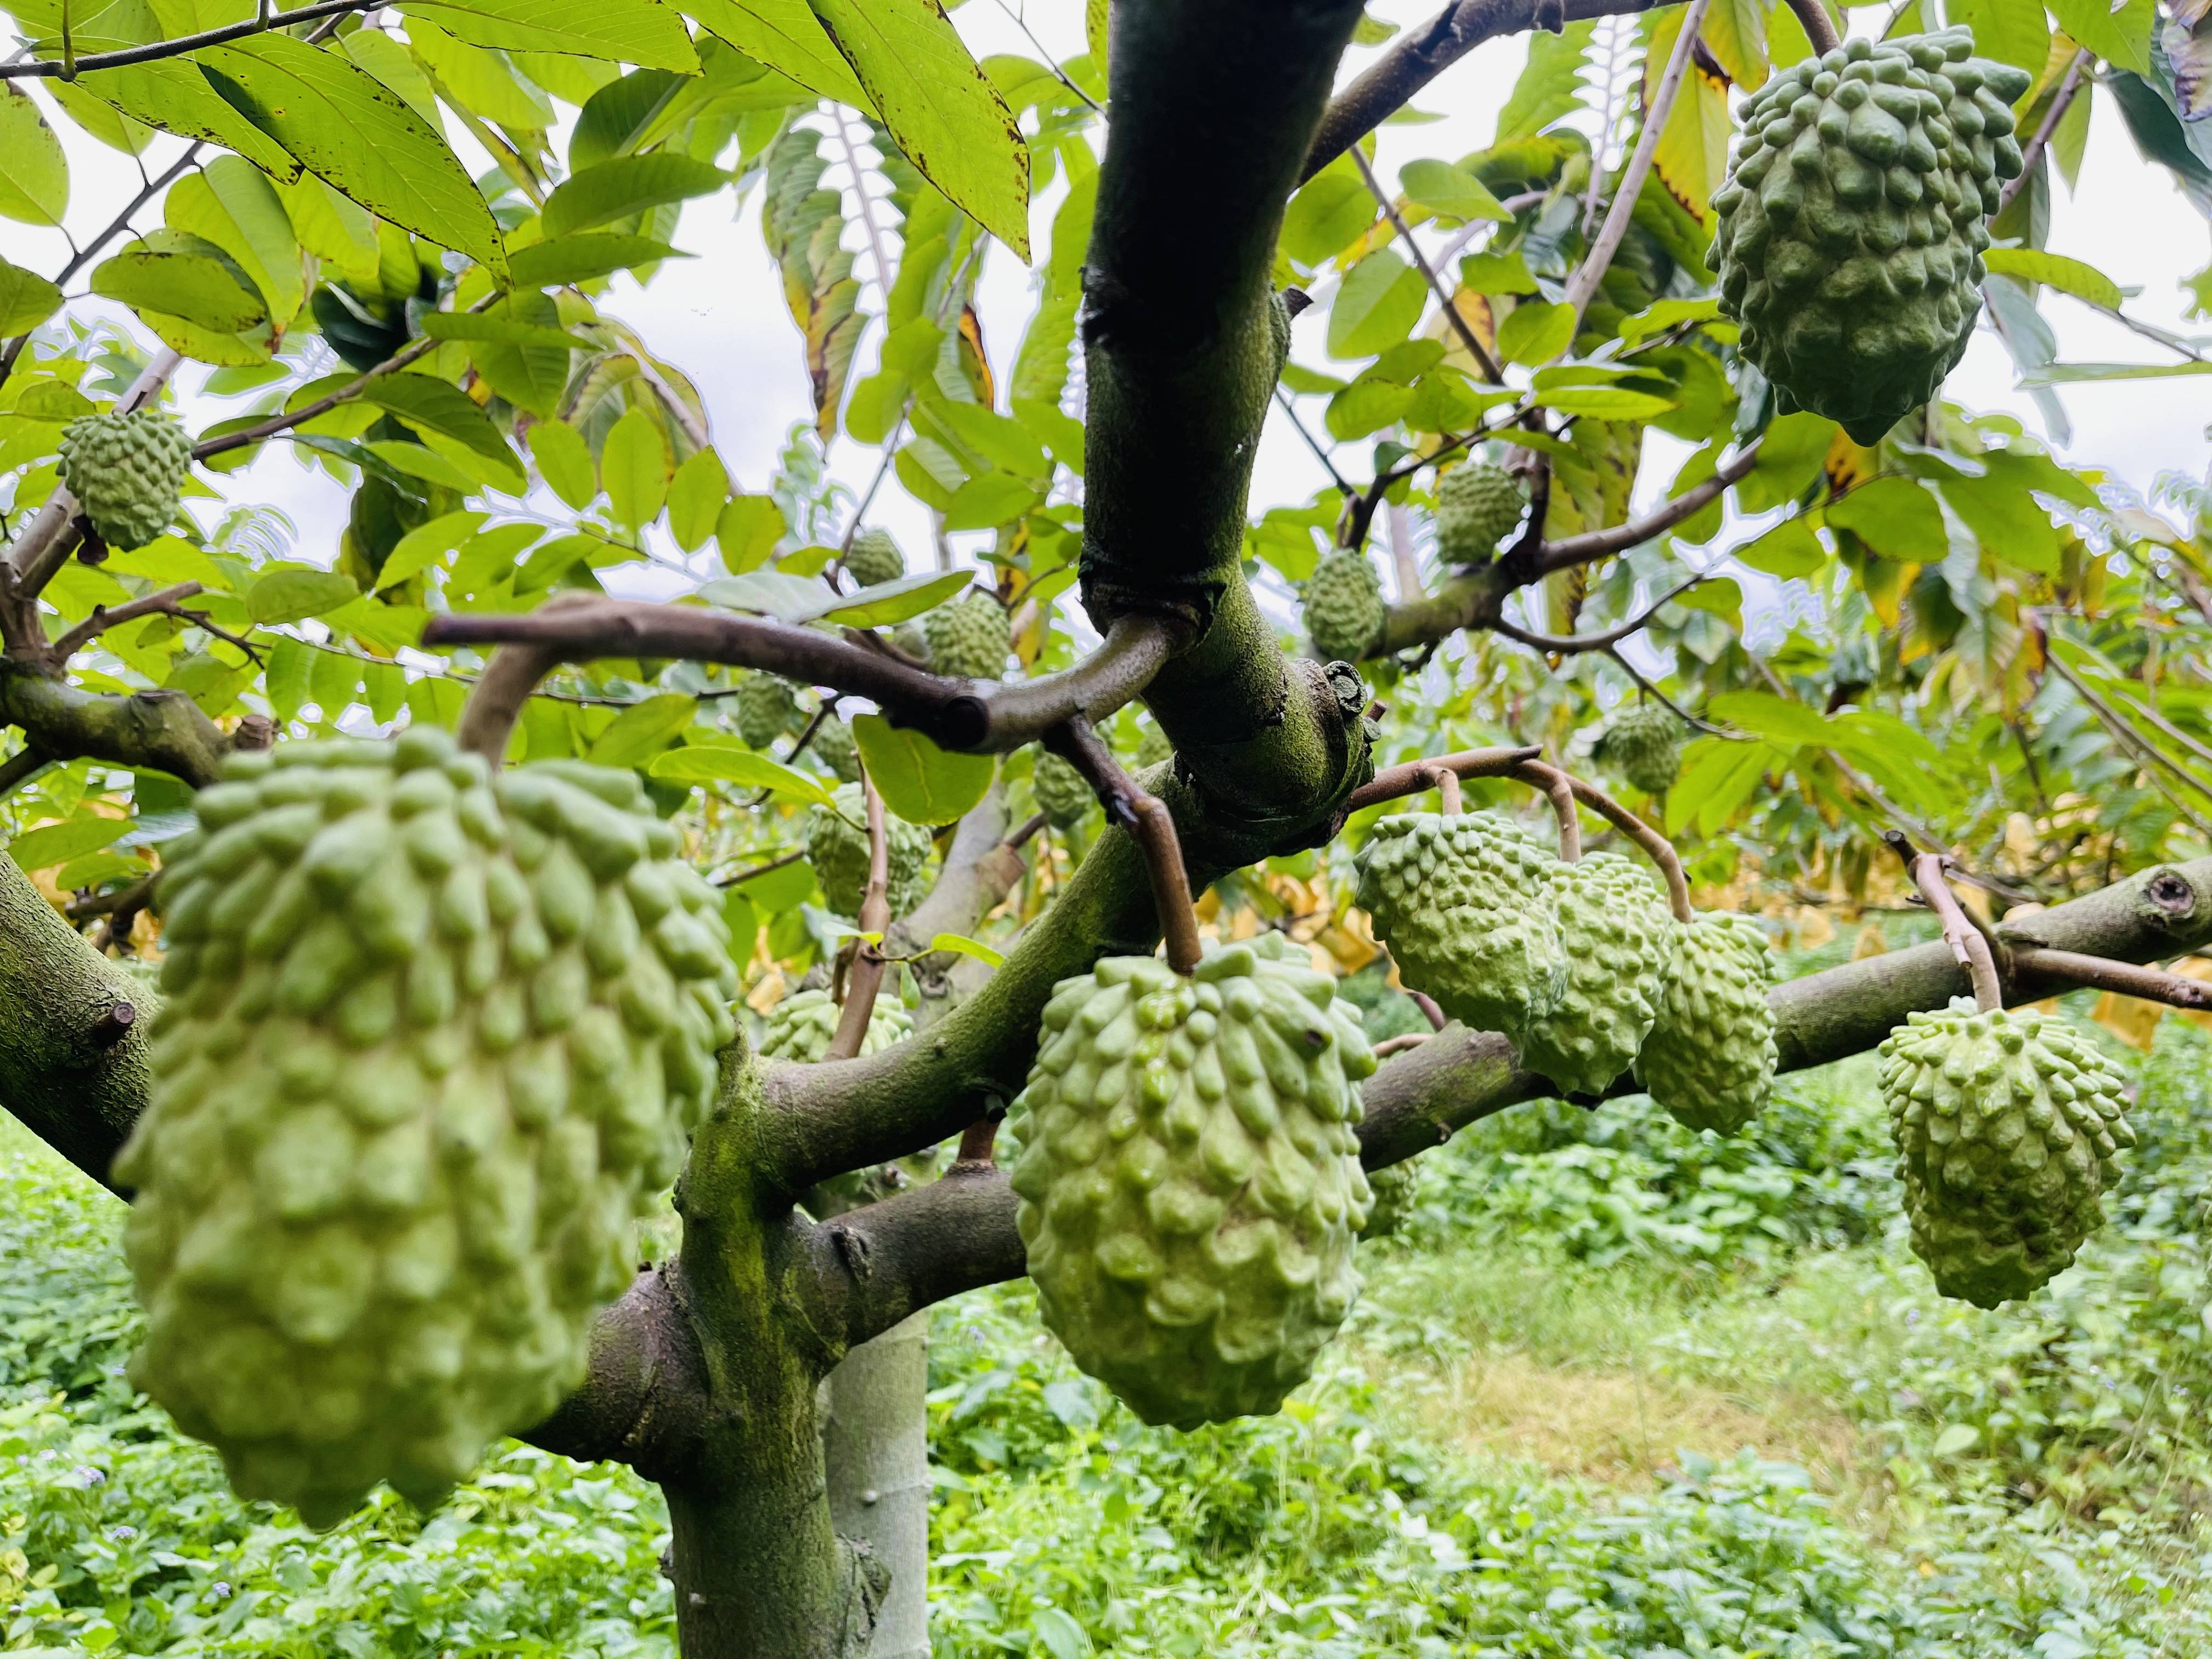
[66,57,302,181]
[1981,247,2124,311]
[585,692,697,766]
[853,713,995,825]
[669,449,730,552]
[805,0,1031,258]
[198,35,509,279]
[506,232,685,286]
[602,406,671,529]
[716,493,785,572]
[2052,0,2157,75]
[340,28,441,123]
[8,815,128,871]
[0,256,65,335]
[806,568,972,627]
[1494,21,1594,142]
[402,0,699,70]
[1531,385,1676,419]
[1398,157,1509,222]
[540,154,730,239]
[527,419,598,508]
[90,247,267,333]
[1949,0,2047,72]
[163,157,303,324]
[1706,690,1833,749]
[1938,473,2061,574]
[925,931,1003,968]
[650,742,832,802]
[675,0,871,105]
[1328,250,1427,359]
[1326,379,1417,442]
[0,86,67,227]
[1733,517,1826,579]
[1824,477,1946,562]
[1495,300,1574,366]
[1665,736,1778,836]
[2018,360,2212,385]
[1281,158,1376,268]
[361,373,524,488]
[376,507,487,590]
[934,401,1050,480]
[247,568,362,623]
[1932,1422,1980,1458]
[405,18,555,129]
[941,472,1041,532]
[419,311,588,351]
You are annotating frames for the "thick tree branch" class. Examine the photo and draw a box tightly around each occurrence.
[522,1262,715,1480]
[800,1167,1026,1351]
[0,668,238,787]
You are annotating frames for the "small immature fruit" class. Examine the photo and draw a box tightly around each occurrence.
[1434,461,1526,566]
[58,410,193,551]
[1031,750,1095,831]
[1355,810,1566,1045]
[1008,937,1375,1427]
[1304,549,1386,664]
[1636,912,1778,1135]
[757,986,911,1063]
[1595,703,1682,796]
[113,729,738,1526]
[1517,853,1674,1098]
[923,590,1011,681]
[803,782,934,918]
[1358,1157,1419,1242]
[811,715,862,783]
[1878,1000,2133,1307]
[735,674,803,750]
[1709,29,2031,443]
[1134,723,1172,770]
[843,527,906,589]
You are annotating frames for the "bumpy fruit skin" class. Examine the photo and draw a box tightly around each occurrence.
[1636,912,1778,1135]
[757,986,911,1062]
[1304,550,1386,663]
[1134,724,1172,770]
[112,729,737,1526]
[735,674,802,750]
[811,716,862,783]
[803,783,933,918]
[923,591,1011,681]
[1358,1158,1419,1241]
[1434,461,1525,565]
[843,527,906,589]
[1595,704,1681,796]
[1518,853,1674,1098]
[1880,1001,2133,1307]
[1355,811,1566,1044]
[1031,751,1095,831]
[1008,941,1375,1428]
[58,410,192,551]
[1710,30,2030,444]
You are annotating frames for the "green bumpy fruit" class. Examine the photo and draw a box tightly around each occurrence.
[811,716,862,783]
[1355,811,1565,1045]
[1434,461,1525,565]
[1878,1000,2134,1307]
[1635,912,1778,1135]
[58,410,193,551]
[1595,704,1681,796]
[803,783,934,918]
[1710,29,2030,444]
[757,986,911,1063]
[112,729,738,1526]
[843,527,906,589]
[735,674,803,750]
[1031,750,1095,831]
[1304,550,1386,664]
[1518,853,1674,1098]
[923,591,1011,681]
[1357,1157,1419,1242]
[1134,723,1172,770]
[1008,941,1375,1428]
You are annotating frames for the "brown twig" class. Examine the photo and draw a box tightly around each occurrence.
[1560,771,1690,919]
[1410,990,1447,1031]
[825,772,894,1062]
[0,746,50,799]
[951,1113,1001,1167]
[1343,744,1541,815]
[1513,759,1583,861]
[1997,48,2089,216]
[1886,831,2001,1011]
[1045,715,1203,975]
[1349,146,1503,383]
[1533,444,1760,574]
[1779,0,1841,54]
[2011,948,2212,1012]
[715,847,807,889]
[453,594,599,764]
[1374,1032,1433,1057]
[1489,572,1710,656]
[0,0,382,76]
[47,582,204,661]
[1005,810,1048,850]
[1602,648,1733,737]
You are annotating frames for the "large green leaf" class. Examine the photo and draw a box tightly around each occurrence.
[8,816,129,872]
[247,568,362,623]
[197,35,509,278]
[1982,247,2124,311]
[1328,250,1427,359]
[675,0,870,105]
[164,156,304,324]
[1823,477,1946,562]
[0,86,68,227]
[540,154,730,239]
[402,0,698,71]
[359,373,525,487]
[1493,21,1594,143]
[1949,0,2049,72]
[803,568,972,626]
[650,742,833,803]
[853,713,995,825]
[804,0,1031,258]
[585,692,697,766]
[0,257,65,336]
[506,232,685,287]
[602,406,672,528]
[1398,159,1509,223]
[2052,0,2158,75]
[89,248,267,332]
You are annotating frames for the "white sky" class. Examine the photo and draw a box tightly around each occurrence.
[11,0,2210,584]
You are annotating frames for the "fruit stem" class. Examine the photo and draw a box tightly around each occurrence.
[1044,715,1204,975]
[1511,760,1581,861]
[1420,763,1464,816]
[1341,744,1540,814]
[1557,769,1693,922]
[1780,0,1841,56]
[1887,832,2002,1011]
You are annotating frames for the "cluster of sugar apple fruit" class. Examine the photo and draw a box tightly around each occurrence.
[924,590,1012,680]
[58,409,193,550]
[735,673,804,751]
[1710,28,2029,443]
[1593,703,1683,797]
[804,782,934,917]
[1356,809,1777,1128]
[757,985,912,1063]
[1009,934,1376,1427]
[1031,749,1096,832]
[810,714,862,783]
[116,728,737,1525]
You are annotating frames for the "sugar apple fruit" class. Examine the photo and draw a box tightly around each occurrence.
[1032,750,1095,831]
[1355,811,1566,1045]
[757,985,911,1063]
[112,728,738,1526]
[1135,723,1172,770]
[811,715,861,783]
[1878,1000,2134,1307]
[803,783,933,918]
[1517,853,1674,1098]
[58,410,193,551]
[1595,704,1682,796]
[1709,30,2031,444]
[923,590,1010,681]
[1434,461,1525,565]
[1008,941,1375,1427]
[1304,550,1386,664]
[843,527,906,589]
[1635,912,1778,1135]
[735,674,803,750]
[1357,1156,1419,1241]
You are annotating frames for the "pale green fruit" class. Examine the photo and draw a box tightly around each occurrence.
[1008,941,1375,1428]
[757,986,911,1062]
[1879,1000,2133,1308]
[58,410,192,550]
[923,591,1010,681]
[843,528,905,589]
[1358,1158,1419,1241]
[1594,703,1682,796]
[1134,724,1171,770]
[1304,550,1385,663]
[735,674,803,750]
[1434,461,1525,565]
[1636,912,1778,1136]
[802,783,934,918]
[1031,751,1095,831]
[1517,853,1674,1098]
[812,716,862,783]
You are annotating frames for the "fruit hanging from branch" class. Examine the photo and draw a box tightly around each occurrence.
[57,410,193,551]
[1303,548,1387,664]
[1636,911,1780,1136]
[1517,852,1675,1098]
[1434,460,1527,566]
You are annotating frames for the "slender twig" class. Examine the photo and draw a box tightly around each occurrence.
[47,582,203,661]
[1349,145,1503,383]
[0,0,383,77]
[67,872,154,921]
[1997,49,2089,216]
[715,847,808,889]
[826,772,893,1062]
[1780,0,1840,54]
[1005,810,1048,850]
[1045,715,1203,975]
[1558,771,1690,919]
[1491,572,1708,654]
[1533,443,1760,574]
[833,104,899,307]
[1274,388,1353,495]
[2012,947,2212,1012]
[1344,744,1541,815]
[984,0,1102,111]
[1374,1032,1432,1057]
[1887,831,2001,1010]
[1560,0,1714,332]
[1513,759,1583,861]
[2046,651,2212,804]
[1410,990,1447,1031]
[1603,648,1732,737]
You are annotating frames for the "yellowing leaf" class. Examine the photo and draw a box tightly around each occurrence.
[1644,10,1731,228]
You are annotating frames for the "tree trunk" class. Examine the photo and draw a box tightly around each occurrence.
[819,1313,931,1659]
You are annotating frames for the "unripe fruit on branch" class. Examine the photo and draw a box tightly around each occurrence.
[757,986,911,1063]
[1434,461,1525,566]
[58,410,192,551]
[803,782,934,918]
[735,674,803,751]
[923,591,1011,681]
[1635,912,1779,1136]
[1517,853,1674,1098]
[1594,704,1683,797]
[1031,751,1096,831]
[843,527,906,589]
[1304,549,1386,664]
[811,715,862,782]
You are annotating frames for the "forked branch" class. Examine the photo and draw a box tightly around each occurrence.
[825,774,894,1062]
[1045,715,1203,974]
